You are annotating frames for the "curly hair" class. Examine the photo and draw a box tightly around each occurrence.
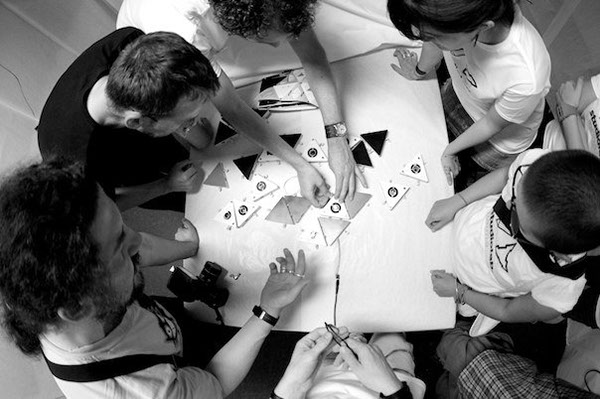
[0,158,110,356]
[210,0,318,39]
[106,31,220,118]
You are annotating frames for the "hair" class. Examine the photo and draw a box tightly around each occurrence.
[521,150,600,254]
[0,158,111,356]
[209,0,318,38]
[387,0,516,41]
[106,31,220,118]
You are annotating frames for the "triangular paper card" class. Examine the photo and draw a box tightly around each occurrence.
[265,197,295,225]
[204,162,229,188]
[214,201,236,227]
[319,217,350,246]
[258,133,302,162]
[345,192,371,219]
[379,180,409,210]
[300,138,327,162]
[215,121,238,145]
[361,130,388,156]
[351,140,373,167]
[253,108,269,117]
[319,198,350,219]
[400,154,428,182]
[251,175,279,201]
[233,153,260,180]
[298,217,327,247]
[232,200,260,228]
[285,196,312,223]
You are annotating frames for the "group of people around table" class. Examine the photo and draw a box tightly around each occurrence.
[2,0,600,398]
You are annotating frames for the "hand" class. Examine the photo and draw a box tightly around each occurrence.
[260,249,310,318]
[166,160,199,193]
[328,137,367,202]
[174,218,199,257]
[425,195,465,232]
[556,78,583,121]
[441,152,460,185]
[390,48,427,81]
[274,327,334,399]
[339,338,404,396]
[297,164,330,208]
[430,269,457,298]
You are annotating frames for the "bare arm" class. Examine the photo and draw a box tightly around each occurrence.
[212,72,329,207]
[290,28,365,201]
[137,219,199,267]
[391,42,443,80]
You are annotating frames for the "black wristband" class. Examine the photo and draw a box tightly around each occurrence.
[380,382,411,399]
[253,305,279,326]
[414,65,427,76]
[270,390,285,399]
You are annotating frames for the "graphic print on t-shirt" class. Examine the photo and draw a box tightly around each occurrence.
[139,296,180,345]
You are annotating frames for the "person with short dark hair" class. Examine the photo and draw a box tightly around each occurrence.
[0,158,309,398]
[37,29,220,211]
[387,0,551,186]
[117,0,366,204]
[425,149,600,335]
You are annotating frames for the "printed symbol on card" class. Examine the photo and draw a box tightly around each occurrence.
[256,181,267,191]
[388,187,399,198]
[330,202,342,213]
[238,205,248,215]
[410,164,421,174]
[307,148,318,158]
[223,211,232,220]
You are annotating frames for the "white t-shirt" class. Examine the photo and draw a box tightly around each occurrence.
[444,8,551,154]
[544,73,600,156]
[452,149,586,313]
[41,299,223,399]
[117,0,229,76]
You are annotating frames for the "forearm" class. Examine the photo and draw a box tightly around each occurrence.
[213,73,311,172]
[461,286,560,323]
[458,166,509,204]
[416,42,443,72]
[115,178,168,211]
[206,315,272,396]
[138,232,198,267]
[445,111,511,155]
[560,115,586,150]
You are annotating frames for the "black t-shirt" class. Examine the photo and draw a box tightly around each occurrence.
[37,27,187,200]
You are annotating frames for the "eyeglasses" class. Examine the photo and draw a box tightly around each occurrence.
[324,322,357,358]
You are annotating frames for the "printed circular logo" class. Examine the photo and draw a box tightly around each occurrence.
[410,164,421,174]
[224,211,232,220]
[238,205,248,215]
[388,187,398,198]
[330,202,341,213]
[256,181,266,191]
[307,148,318,158]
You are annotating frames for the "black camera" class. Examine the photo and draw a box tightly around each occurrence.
[167,261,229,309]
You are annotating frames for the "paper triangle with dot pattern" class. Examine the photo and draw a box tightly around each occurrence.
[299,217,327,247]
[258,133,302,162]
[214,201,236,227]
[378,180,409,210]
[319,198,351,219]
[300,138,327,162]
[400,154,428,182]
[232,200,260,228]
[251,175,279,201]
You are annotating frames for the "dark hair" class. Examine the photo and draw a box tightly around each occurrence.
[210,0,318,38]
[522,150,600,254]
[106,31,220,118]
[0,158,110,356]
[387,0,516,41]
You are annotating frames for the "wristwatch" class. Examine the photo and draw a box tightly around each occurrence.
[252,305,279,326]
[325,122,348,139]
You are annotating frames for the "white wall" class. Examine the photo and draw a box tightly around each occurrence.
[0,1,598,398]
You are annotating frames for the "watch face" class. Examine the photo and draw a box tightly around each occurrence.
[335,123,347,135]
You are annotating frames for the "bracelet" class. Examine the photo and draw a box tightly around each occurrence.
[456,192,468,207]
[270,391,285,399]
[455,281,469,305]
[415,64,427,76]
[253,305,279,326]
[379,383,408,398]
[556,102,577,123]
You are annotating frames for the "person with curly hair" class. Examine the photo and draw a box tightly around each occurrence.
[0,158,309,398]
[118,0,366,204]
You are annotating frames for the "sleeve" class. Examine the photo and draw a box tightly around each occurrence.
[531,275,587,313]
[494,82,546,125]
[500,148,549,203]
[590,73,600,100]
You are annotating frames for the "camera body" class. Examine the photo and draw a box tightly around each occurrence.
[167,261,229,309]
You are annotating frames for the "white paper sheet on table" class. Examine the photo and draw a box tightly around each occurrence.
[185,48,455,332]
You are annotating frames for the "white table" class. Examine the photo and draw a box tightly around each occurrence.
[185,48,455,332]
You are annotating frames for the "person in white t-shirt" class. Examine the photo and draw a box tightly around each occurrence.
[270,327,426,399]
[543,73,600,157]
[117,0,366,204]
[387,0,551,185]
[0,158,309,399]
[424,149,600,335]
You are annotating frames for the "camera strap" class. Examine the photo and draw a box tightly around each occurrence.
[43,353,186,382]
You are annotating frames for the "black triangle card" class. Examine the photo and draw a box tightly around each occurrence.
[233,153,260,180]
[361,130,388,156]
[351,140,373,167]
[215,121,238,145]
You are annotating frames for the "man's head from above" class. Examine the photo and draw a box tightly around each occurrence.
[512,150,600,255]
[0,159,145,356]
[210,0,318,46]
[106,31,220,137]
[387,0,515,51]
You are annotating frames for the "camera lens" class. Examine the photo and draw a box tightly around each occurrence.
[199,261,222,285]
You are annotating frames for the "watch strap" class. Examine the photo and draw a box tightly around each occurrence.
[379,382,411,399]
[253,305,279,326]
[325,122,348,139]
